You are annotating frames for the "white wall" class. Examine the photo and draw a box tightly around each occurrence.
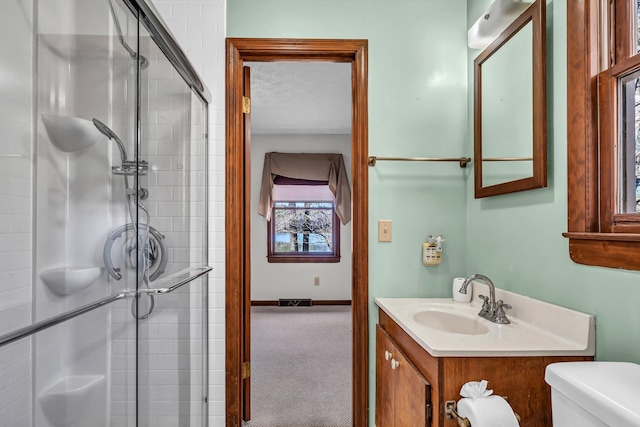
[250,134,352,302]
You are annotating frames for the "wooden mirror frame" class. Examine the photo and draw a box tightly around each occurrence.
[473,0,546,198]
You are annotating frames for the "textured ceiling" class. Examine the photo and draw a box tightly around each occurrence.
[246,61,352,135]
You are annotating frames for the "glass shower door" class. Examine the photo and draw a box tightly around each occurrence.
[134,16,209,426]
[105,1,210,425]
[35,0,141,425]
[0,0,210,426]
[0,1,34,426]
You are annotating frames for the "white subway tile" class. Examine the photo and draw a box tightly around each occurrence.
[170,4,202,20]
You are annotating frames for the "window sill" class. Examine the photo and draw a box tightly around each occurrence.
[267,255,341,264]
[562,232,640,242]
[563,232,640,271]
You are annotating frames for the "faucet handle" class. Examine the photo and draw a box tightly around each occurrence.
[496,300,512,310]
[494,300,512,324]
[478,294,491,314]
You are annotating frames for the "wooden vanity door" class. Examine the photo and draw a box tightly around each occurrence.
[394,344,431,426]
[376,325,431,426]
[376,325,395,427]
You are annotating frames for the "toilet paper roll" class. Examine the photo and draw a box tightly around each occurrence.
[453,277,472,303]
[457,396,520,427]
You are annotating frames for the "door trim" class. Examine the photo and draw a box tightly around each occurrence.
[225,38,369,427]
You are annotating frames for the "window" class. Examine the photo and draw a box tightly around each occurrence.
[598,1,640,232]
[617,71,640,214]
[566,0,640,270]
[267,185,341,263]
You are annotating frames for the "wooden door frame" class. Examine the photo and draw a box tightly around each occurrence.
[225,38,369,427]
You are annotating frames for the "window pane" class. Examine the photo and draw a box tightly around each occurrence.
[273,202,334,253]
[618,70,640,213]
[636,0,640,54]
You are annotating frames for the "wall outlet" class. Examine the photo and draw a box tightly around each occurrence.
[314,277,320,286]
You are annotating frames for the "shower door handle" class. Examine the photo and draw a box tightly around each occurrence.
[0,291,134,348]
[0,266,212,349]
[137,266,212,295]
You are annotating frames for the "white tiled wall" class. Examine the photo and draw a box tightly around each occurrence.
[148,1,226,425]
[0,0,34,425]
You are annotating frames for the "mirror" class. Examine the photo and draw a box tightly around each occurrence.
[474,0,546,198]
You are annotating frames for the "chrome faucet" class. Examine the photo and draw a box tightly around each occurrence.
[459,273,511,324]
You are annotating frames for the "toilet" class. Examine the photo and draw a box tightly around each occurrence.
[545,361,640,426]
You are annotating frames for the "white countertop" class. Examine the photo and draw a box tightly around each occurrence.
[375,284,595,357]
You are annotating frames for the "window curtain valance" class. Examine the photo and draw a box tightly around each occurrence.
[258,152,352,225]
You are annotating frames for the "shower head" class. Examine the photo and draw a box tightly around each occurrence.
[92,118,128,162]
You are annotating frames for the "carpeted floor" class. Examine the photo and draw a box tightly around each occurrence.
[243,306,352,427]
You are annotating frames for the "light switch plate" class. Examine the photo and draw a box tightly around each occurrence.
[378,220,392,242]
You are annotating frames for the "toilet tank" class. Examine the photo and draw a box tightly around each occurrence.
[545,362,640,427]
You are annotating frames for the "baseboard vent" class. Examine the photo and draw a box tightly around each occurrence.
[278,298,313,307]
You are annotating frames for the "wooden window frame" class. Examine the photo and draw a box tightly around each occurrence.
[267,201,341,263]
[598,55,640,233]
[565,0,640,270]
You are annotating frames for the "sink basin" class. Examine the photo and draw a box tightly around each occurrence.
[413,310,489,335]
[375,291,595,357]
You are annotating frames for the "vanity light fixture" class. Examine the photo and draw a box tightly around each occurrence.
[468,0,534,50]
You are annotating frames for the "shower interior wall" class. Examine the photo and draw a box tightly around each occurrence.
[0,0,34,425]
[0,0,209,426]
[36,3,115,424]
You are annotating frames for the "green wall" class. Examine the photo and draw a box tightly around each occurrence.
[228,1,469,421]
[466,0,640,365]
[229,0,640,424]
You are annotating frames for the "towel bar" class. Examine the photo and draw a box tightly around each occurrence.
[445,399,521,427]
[367,156,472,168]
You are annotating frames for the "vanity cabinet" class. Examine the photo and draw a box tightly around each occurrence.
[376,309,593,427]
[376,325,431,426]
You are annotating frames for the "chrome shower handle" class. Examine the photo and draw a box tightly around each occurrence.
[102,223,168,282]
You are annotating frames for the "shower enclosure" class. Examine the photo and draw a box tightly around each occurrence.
[0,0,210,426]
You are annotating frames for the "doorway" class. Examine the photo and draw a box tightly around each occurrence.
[225,39,369,427]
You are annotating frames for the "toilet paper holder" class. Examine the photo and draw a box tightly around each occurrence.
[445,399,521,427]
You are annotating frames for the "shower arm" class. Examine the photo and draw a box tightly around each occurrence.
[106,0,149,69]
